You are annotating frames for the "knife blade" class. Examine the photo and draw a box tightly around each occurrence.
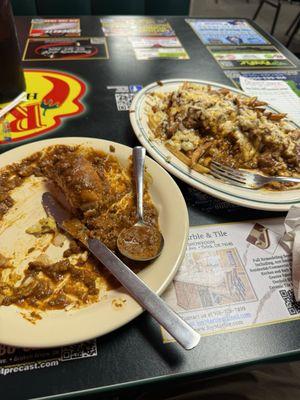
[42,192,200,350]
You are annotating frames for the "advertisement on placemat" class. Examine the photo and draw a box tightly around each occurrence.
[208,45,295,69]
[100,17,189,60]
[130,36,189,60]
[0,69,86,144]
[29,18,81,37]
[239,76,300,124]
[0,340,97,376]
[129,36,183,48]
[186,19,268,45]
[134,47,189,60]
[23,37,109,61]
[225,70,300,96]
[100,17,175,37]
[224,70,300,124]
[161,219,300,342]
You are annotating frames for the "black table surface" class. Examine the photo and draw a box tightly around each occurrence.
[1,15,300,400]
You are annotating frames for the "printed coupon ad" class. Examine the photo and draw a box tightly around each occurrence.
[23,37,109,61]
[134,47,189,60]
[100,17,175,37]
[161,219,300,342]
[29,18,81,37]
[186,19,268,45]
[129,35,189,60]
[208,46,295,69]
[239,76,300,124]
[129,36,182,48]
[225,70,300,97]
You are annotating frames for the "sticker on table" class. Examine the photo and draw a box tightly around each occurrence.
[22,37,109,61]
[0,69,86,144]
[107,85,143,111]
[100,16,175,37]
[161,218,300,343]
[186,19,269,45]
[0,339,97,376]
[208,45,295,69]
[224,70,300,97]
[29,18,81,37]
[134,47,189,60]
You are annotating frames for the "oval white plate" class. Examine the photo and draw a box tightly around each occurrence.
[0,137,189,348]
[130,79,300,211]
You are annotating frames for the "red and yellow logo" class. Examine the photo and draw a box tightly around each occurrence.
[0,69,86,144]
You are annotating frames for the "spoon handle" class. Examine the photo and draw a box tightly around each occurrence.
[88,238,201,350]
[133,146,146,223]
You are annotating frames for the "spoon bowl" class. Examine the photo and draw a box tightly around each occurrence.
[117,146,164,262]
[117,222,164,262]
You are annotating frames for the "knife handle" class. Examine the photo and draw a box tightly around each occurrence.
[88,239,200,350]
[133,146,146,223]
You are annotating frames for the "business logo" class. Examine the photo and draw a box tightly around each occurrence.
[246,223,270,250]
[0,69,86,144]
[35,42,98,59]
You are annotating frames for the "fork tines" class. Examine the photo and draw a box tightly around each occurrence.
[210,161,247,187]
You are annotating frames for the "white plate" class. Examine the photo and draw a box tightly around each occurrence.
[130,79,300,211]
[0,137,189,348]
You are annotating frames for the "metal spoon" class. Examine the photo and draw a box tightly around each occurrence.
[117,146,164,261]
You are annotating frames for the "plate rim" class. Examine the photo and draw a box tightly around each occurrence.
[130,78,300,212]
[0,137,189,348]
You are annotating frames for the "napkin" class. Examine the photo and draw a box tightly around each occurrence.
[281,206,300,301]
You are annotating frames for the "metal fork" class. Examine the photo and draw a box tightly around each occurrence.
[210,161,300,189]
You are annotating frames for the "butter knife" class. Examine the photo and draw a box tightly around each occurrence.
[42,192,200,350]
